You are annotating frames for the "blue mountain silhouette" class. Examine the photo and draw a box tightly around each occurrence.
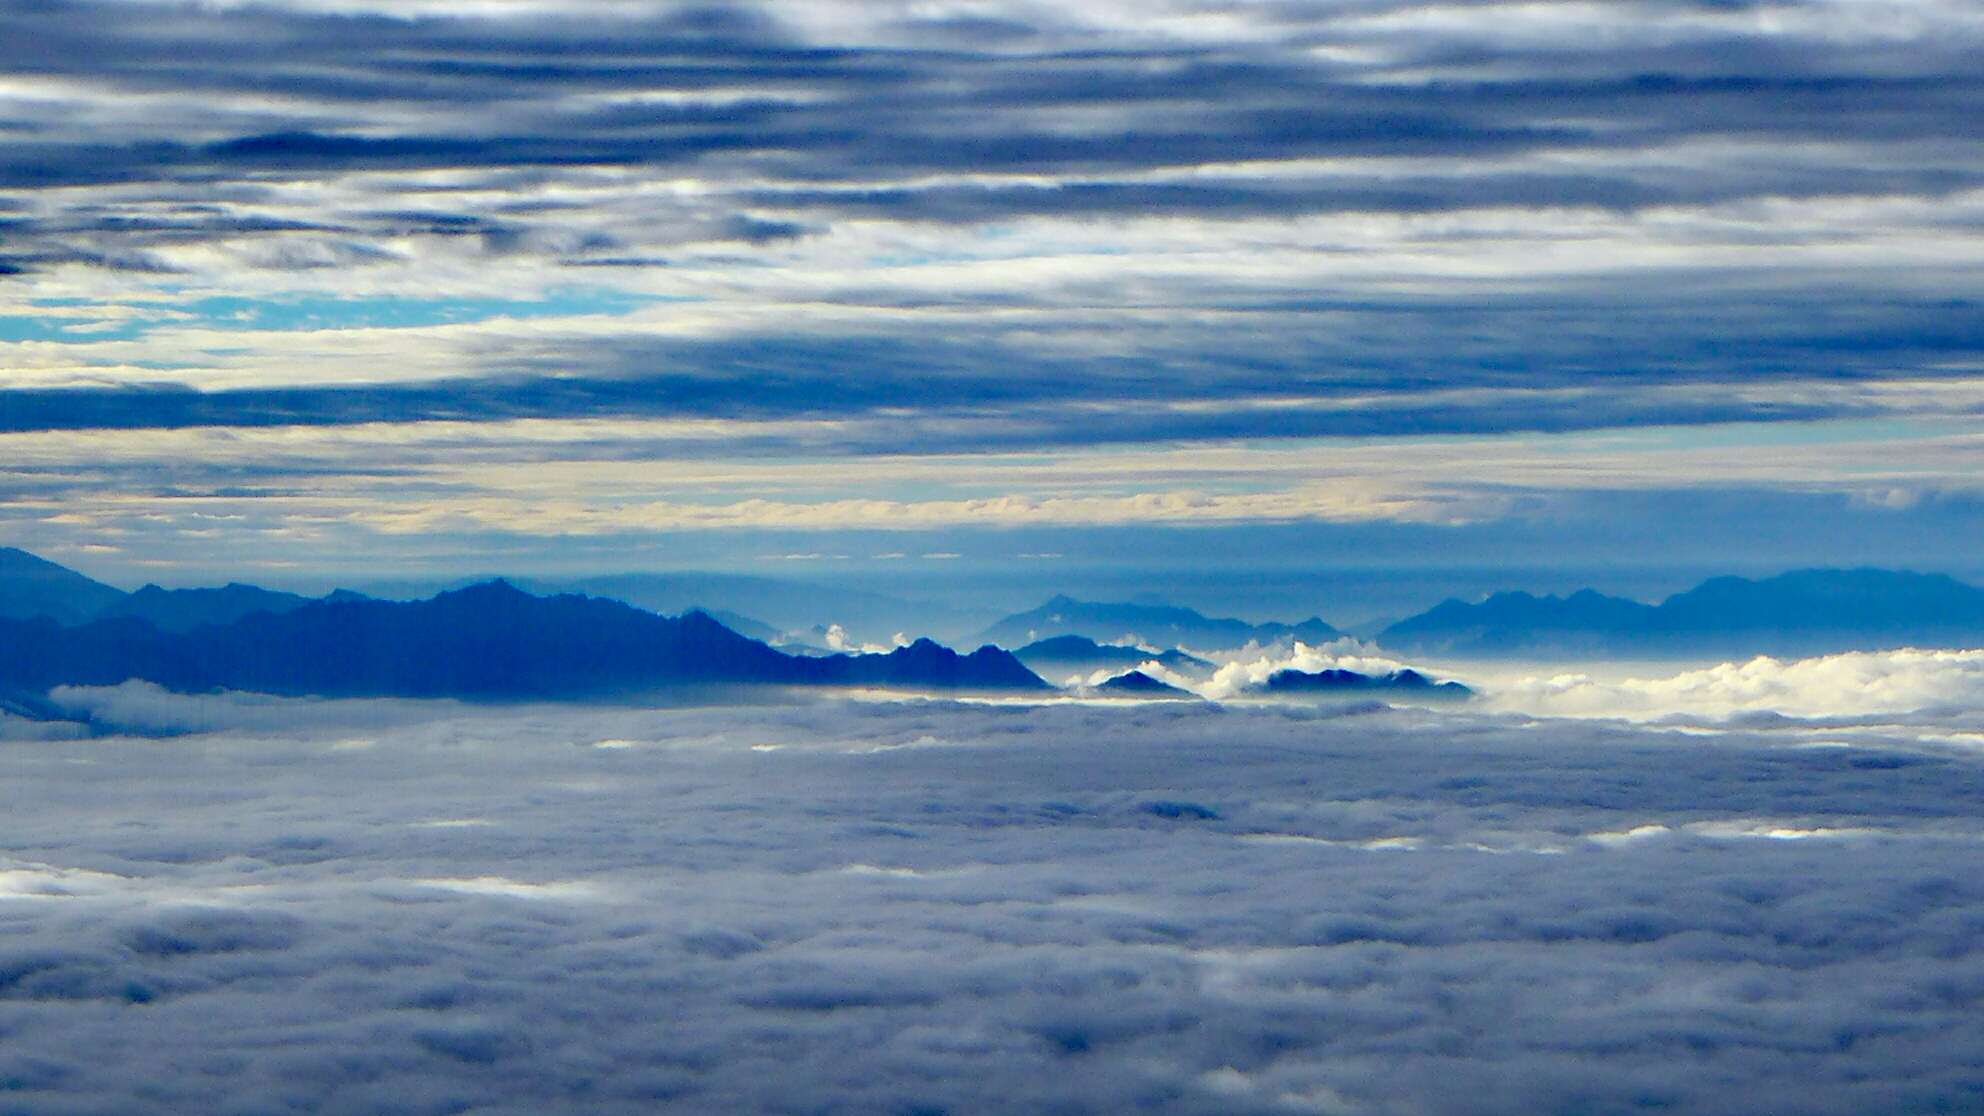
[0,580,1045,701]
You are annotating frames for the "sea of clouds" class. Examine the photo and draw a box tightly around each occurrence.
[0,668,1981,1115]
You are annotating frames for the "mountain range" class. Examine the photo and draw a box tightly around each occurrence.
[969,570,1984,659]
[1375,568,1984,658]
[15,547,1984,702]
[0,567,1047,708]
[977,595,1340,651]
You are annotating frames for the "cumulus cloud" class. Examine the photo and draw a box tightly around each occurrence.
[0,695,1978,1112]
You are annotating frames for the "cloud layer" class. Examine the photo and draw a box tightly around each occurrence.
[4,0,1983,579]
[1,692,1981,1113]
[5,0,1983,431]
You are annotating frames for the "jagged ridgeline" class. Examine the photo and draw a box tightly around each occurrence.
[0,566,1048,701]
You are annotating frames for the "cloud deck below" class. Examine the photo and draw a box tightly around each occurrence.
[0,697,1979,1114]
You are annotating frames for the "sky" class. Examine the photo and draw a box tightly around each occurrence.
[0,683,1980,1114]
[4,0,1984,616]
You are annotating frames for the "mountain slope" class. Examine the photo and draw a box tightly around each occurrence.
[0,548,127,624]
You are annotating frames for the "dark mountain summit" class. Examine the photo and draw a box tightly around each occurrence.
[1379,568,1984,658]
[0,579,1047,702]
[980,595,1338,651]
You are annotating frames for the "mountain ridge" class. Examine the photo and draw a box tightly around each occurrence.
[12,549,1984,672]
[0,579,1047,704]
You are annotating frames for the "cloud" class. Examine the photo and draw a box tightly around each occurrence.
[0,696,1980,1112]
[3,0,1984,573]
[1485,646,1984,723]
[1,1,1981,418]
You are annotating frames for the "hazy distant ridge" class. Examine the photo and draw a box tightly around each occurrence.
[1379,569,1984,657]
[980,595,1339,651]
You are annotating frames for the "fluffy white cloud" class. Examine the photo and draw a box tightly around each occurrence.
[1,692,1979,1113]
